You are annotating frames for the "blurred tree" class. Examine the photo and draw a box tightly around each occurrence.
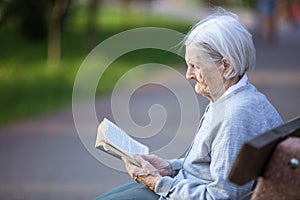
[0,0,70,66]
[48,0,70,66]
[84,0,101,51]
[0,0,50,40]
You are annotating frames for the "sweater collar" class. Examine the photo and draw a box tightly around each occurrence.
[224,74,248,97]
[210,74,249,106]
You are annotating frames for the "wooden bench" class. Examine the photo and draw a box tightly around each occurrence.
[229,116,300,200]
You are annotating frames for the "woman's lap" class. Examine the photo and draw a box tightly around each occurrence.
[95,182,160,200]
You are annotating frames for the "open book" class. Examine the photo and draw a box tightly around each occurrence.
[95,118,149,166]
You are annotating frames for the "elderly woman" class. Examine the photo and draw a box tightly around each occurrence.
[96,10,282,200]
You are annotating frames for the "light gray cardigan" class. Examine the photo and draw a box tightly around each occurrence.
[155,83,283,200]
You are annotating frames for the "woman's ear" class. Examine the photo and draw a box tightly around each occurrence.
[221,58,229,70]
[220,58,233,79]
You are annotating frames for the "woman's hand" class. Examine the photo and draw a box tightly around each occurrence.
[122,154,172,191]
[139,154,172,177]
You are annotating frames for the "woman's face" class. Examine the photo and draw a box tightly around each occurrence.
[185,45,225,101]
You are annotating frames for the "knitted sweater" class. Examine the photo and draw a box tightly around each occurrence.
[155,83,283,200]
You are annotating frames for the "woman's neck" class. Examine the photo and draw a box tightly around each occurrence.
[210,76,241,102]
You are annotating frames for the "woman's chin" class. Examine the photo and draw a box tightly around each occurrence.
[195,84,205,95]
[195,88,202,95]
[195,84,211,98]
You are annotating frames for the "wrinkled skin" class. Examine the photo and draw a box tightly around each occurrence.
[123,154,172,191]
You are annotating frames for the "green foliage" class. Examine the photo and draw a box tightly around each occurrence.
[0,0,51,40]
[0,3,190,126]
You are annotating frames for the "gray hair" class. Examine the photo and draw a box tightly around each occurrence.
[184,10,256,80]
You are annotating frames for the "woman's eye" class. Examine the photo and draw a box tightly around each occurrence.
[194,65,201,70]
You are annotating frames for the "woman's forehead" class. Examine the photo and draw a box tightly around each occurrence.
[185,46,207,61]
[185,45,199,57]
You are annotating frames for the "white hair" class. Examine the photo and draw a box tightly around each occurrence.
[184,9,256,80]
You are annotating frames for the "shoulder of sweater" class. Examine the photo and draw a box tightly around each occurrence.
[211,83,273,120]
[213,83,262,107]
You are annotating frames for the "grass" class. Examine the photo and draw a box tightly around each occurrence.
[0,4,191,127]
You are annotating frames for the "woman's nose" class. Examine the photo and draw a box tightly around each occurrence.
[186,67,195,80]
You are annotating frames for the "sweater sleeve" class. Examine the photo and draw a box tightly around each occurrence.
[155,112,257,199]
[154,122,254,200]
[206,117,256,199]
[168,158,184,177]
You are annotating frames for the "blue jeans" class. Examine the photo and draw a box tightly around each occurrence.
[95,182,160,200]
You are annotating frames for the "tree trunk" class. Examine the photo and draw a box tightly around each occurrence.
[48,0,69,67]
[85,0,101,51]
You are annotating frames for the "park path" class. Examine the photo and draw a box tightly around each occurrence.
[1,4,300,200]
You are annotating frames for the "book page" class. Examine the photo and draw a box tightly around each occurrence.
[101,143,141,166]
[103,118,149,157]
